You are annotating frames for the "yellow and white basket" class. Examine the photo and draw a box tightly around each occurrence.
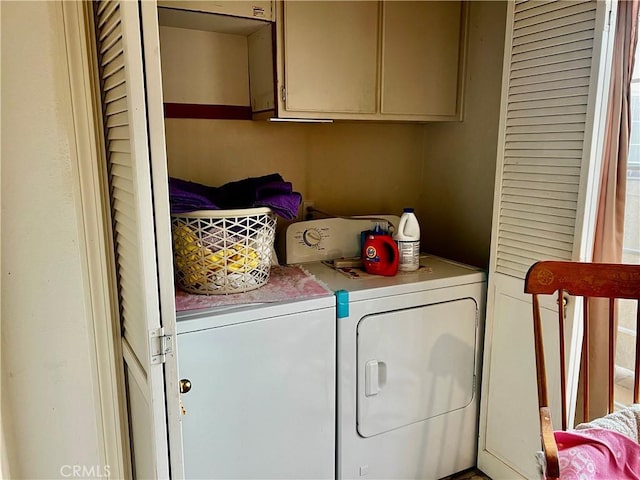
[171,207,277,294]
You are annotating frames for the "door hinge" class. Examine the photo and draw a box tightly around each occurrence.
[281,86,286,102]
[150,327,173,365]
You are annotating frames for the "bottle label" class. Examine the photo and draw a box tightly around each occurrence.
[365,245,378,260]
[397,240,419,268]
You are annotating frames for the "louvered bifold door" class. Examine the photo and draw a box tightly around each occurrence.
[496,0,603,278]
[478,1,613,478]
[94,1,170,478]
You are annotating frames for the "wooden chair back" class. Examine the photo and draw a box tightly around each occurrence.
[524,261,640,479]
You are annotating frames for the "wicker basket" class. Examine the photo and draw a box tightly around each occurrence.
[171,207,277,294]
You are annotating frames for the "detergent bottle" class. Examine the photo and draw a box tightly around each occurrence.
[362,234,399,276]
[394,208,420,272]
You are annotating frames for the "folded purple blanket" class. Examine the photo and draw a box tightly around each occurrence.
[169,175,302,220]
[169,178,219,212]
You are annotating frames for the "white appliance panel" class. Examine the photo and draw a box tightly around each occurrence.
[283,219,488,480]
[300,254,485,302]
[178,306,335,479]
[357,298,477,437]
[285,215,399,264]
[336,284,486,480]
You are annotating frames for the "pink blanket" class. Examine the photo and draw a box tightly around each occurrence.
[175,265,332,312]
[556,428,640,479]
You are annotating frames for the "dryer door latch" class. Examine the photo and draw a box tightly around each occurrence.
[365,360,387,397]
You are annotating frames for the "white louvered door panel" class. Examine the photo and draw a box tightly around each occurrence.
[497,0,600,278]
[478,1,615,478]
[94,1,176,478]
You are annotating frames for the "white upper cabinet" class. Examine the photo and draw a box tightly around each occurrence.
[279,1,379,115]
[381,1,463,117]
[277,0,467,121]
[155,0,465,122]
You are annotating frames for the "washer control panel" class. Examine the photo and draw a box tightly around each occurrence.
[285,216,400,264]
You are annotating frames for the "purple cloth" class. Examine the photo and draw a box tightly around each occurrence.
[169,178,219,213]
[253,180,302,219]
[169,175,302,220]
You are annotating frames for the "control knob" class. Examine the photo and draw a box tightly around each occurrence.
[302,228,322,247]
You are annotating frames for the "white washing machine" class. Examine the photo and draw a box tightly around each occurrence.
[176,291,336,479]
[286,217,487,480]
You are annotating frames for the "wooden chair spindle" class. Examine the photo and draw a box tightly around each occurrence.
[609,298,615,414]
[635,299,640,403]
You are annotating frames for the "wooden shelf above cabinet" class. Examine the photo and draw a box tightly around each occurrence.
[163,103,253,120]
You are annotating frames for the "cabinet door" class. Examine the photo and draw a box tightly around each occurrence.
[381,1,463,117]
[281,1,379,114]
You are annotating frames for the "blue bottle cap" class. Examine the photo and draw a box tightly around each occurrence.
[403,207,414,213]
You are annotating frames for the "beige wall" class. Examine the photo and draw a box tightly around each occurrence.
[165,119,425,258]
[164,2,506,268]
[165,119,310,194]
[306,123,425,216]
[1,2,102,477]
[421,1,507,268]
[165,119,424,214]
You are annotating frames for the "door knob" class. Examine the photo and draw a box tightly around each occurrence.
[180,379,192,394]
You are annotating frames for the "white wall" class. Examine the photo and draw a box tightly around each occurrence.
[1,2,102,477]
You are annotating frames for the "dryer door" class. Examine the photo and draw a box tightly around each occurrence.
[357,298,478,437]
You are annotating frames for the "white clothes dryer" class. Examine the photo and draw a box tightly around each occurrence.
[287,218,487,480]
